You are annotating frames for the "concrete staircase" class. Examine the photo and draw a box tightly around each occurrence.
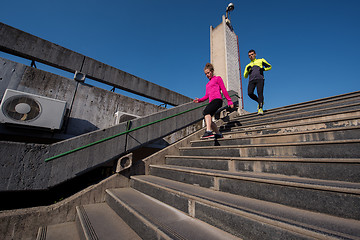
[37,91,360,240]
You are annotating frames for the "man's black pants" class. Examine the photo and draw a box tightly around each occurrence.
[248,79,265,108]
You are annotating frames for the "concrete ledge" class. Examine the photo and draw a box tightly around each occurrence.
[0,22,191,106]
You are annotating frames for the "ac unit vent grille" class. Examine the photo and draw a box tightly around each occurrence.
[0,89,67,130]
[2,95,42,122]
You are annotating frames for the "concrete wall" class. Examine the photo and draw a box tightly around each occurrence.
[225,20,242,103]
[210,22,227,84]
[0,22,191,106]
[0,99,216,191]
[210,16,243,108]
[0,57,165,139]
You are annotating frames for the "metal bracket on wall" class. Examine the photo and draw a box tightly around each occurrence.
[73,71,86,82]
[116,152,133,173]
[30,60,37,68]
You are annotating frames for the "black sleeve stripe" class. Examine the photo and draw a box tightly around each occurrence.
[262,61,271,68]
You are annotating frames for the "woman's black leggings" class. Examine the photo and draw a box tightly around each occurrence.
[203,99,223,116]
[248,79,265,108]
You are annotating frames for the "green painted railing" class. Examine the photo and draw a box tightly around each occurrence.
[45,103,206,162]
[45,94,238,162]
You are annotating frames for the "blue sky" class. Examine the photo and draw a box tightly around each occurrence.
[1,0,360,112]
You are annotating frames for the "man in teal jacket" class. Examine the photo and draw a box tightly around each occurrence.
[244,49,272,115]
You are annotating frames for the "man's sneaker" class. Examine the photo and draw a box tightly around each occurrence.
[258,103,264,110]
[258,108,264,115]
[214,133,224,139]
[201,131,214,139]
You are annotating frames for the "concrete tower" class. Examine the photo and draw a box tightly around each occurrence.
[210,15,244,109]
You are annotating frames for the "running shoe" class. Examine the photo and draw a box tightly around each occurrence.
[258,108,264,115]
[214,133,224,139]
[201,131,214,139]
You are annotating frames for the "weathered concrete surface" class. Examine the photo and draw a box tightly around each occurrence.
[0,57,165,138]
[210,15,243,108]
[0,23,83,72]
[0,22,191,106]
[0,173,130,240]
[0,57,27,97]
[0,142,49,190]
[0,98,215,191]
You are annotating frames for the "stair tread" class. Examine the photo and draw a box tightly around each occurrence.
[166,155,360,163]
[205,125,360,140]
[107,188,240,240]
[230,100,360,123]
[223,108,360,131]
[132,175,360,238]
[239,92,360,115]
[190,126,360,147]
[150,164,360,193]
[38,222,80,240]
[222,113,360,131]
[78,203,141,240]
[182,139,360,149]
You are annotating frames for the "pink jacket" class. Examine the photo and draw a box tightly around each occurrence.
[198,76,233,106]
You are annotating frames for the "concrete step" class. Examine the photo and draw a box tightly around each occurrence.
[149,164,360,220]
[254,90,360,115]
[36,222,80,240]
[192,126,360,147]
[234,91,360,122]
[181,139,360,159]
[246,98,360,120]
[165,155,360,183]
[221,107,360,134]
[105,188,240,240]
[220,110,360,138]
[131,175,360,240]
[75,203,141,240]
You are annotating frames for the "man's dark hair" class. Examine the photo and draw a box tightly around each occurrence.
[248,49,256,54]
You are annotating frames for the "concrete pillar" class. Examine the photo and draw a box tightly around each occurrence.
[210,15,244,109]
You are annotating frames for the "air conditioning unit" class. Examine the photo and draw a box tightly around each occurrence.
[0,89,67,130]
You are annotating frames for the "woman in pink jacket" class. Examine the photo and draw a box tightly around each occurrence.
[193,63,234,139]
